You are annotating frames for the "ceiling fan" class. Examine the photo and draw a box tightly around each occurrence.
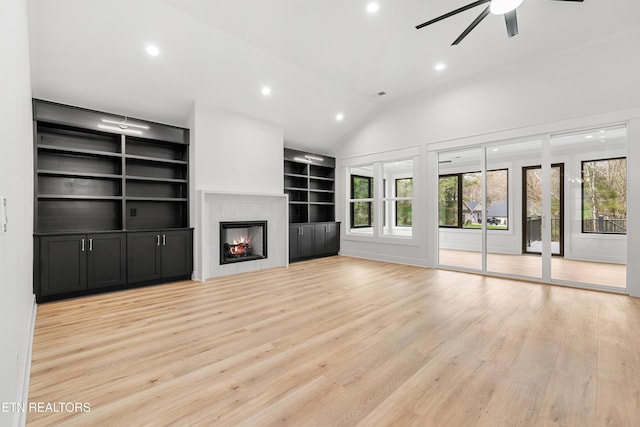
[416,0,584,46]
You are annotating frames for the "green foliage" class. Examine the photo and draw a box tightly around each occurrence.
[438,176,459,226]
[582,158,627,220]
[352,175,373,199]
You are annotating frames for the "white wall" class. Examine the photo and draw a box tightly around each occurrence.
[189,102,285,280]
[335,32,640,294]
[190,102,284,194]
[0,0,36,425]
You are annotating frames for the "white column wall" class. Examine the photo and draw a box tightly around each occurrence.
[0,0,37,425]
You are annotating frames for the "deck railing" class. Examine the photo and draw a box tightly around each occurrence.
[583,217,626,234]
[526,216,626,245]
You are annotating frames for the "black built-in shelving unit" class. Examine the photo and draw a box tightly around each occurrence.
[33,100,192,302]
[284,148,339,261]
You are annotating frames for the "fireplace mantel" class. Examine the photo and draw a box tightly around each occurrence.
[194,190,289,281]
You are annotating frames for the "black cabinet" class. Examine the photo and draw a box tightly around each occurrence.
[290,223,340,262]
[284,148,335,223]
[284,147,339,263]
[127,229,193,283]
[39,233,126,297]
[314,223,340,256]
[33,100,193,302]
[289,224,315,261]
[87,233,127,289]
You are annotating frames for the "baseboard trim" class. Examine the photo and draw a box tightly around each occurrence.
[338,249,429,268]
[15,295,36,427]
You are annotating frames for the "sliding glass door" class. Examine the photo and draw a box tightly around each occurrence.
[485,140,542,280]
[549,126,627,289]
[438,148,483,271]
[522,164,564,256]
[437,125,628,291]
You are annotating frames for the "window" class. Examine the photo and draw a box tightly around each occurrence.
[581,157,627,234]
[395,178,413,226]
[439,175,459,227]
[350,174,373,228]
[347,157,415,236]
[438,169,508,230]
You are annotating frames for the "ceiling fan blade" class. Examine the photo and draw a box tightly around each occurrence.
[452,5,490,45]
[416,0,490,30]
[504,10,519,38]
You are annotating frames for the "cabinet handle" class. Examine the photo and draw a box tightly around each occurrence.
[162,235,166,246]
[301,227,304,236]
[156,235,160,246]
[81,238,85,252]
[89,238,93,252]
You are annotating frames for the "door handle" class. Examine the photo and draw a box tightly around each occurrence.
[81,238,85,252]
[162,234,166,246]
[156,235,160,246]
[89,238,93,252]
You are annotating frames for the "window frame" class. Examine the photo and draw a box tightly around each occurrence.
[438,168,509,231]
[394,177,413,227]
[580,156,627,235]
[350,174,373,229]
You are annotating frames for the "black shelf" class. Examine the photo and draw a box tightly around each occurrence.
[125,175,188,184]
[126,197,188,202]
[38,195,123,201]
[33,99,192,301]
[284,148,336,223]
[124,154,188,165]
[38,169,122,180]
[38,144,123,159]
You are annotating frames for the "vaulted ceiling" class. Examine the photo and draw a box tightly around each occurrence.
[28,0,640,152]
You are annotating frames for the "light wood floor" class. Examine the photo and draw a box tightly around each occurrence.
[440,249,627,289]
[28,256,640,426]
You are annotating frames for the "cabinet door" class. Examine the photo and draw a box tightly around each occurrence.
[127,231,161,283]
[160,230,193,278]
[298,224,315,258]
[325,223,340,254]
[40,235,87,296]
[87,233,126,289]
[289,226,300,260]
[314,224,328,255]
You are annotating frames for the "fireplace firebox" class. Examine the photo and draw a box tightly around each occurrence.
[220,221,267,265]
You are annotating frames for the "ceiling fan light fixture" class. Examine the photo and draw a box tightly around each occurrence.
[489,0,524,15]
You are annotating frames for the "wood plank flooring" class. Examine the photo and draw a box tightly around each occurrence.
[439,249,627,289]
[28,256,640,426]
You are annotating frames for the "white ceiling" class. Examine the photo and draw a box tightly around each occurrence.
[28,0,640,153]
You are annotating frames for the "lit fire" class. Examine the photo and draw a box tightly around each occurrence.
[227,236,252,256]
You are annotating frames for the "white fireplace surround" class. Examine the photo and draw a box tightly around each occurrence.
[195,190,289,280]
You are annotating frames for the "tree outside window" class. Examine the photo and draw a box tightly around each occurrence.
[439,169,508,230]
[582,157,627,234]
[395,178,413,226]
[350,175,373,228]
[439,175,459,227]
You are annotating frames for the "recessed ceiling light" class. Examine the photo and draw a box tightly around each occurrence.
[146,45,160,56]
[366,2,380,14]
[492,148,499,152]
[261,86,272,96]
[584,135,594,139]
[435,63,446,71]
[335,113,344,121]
